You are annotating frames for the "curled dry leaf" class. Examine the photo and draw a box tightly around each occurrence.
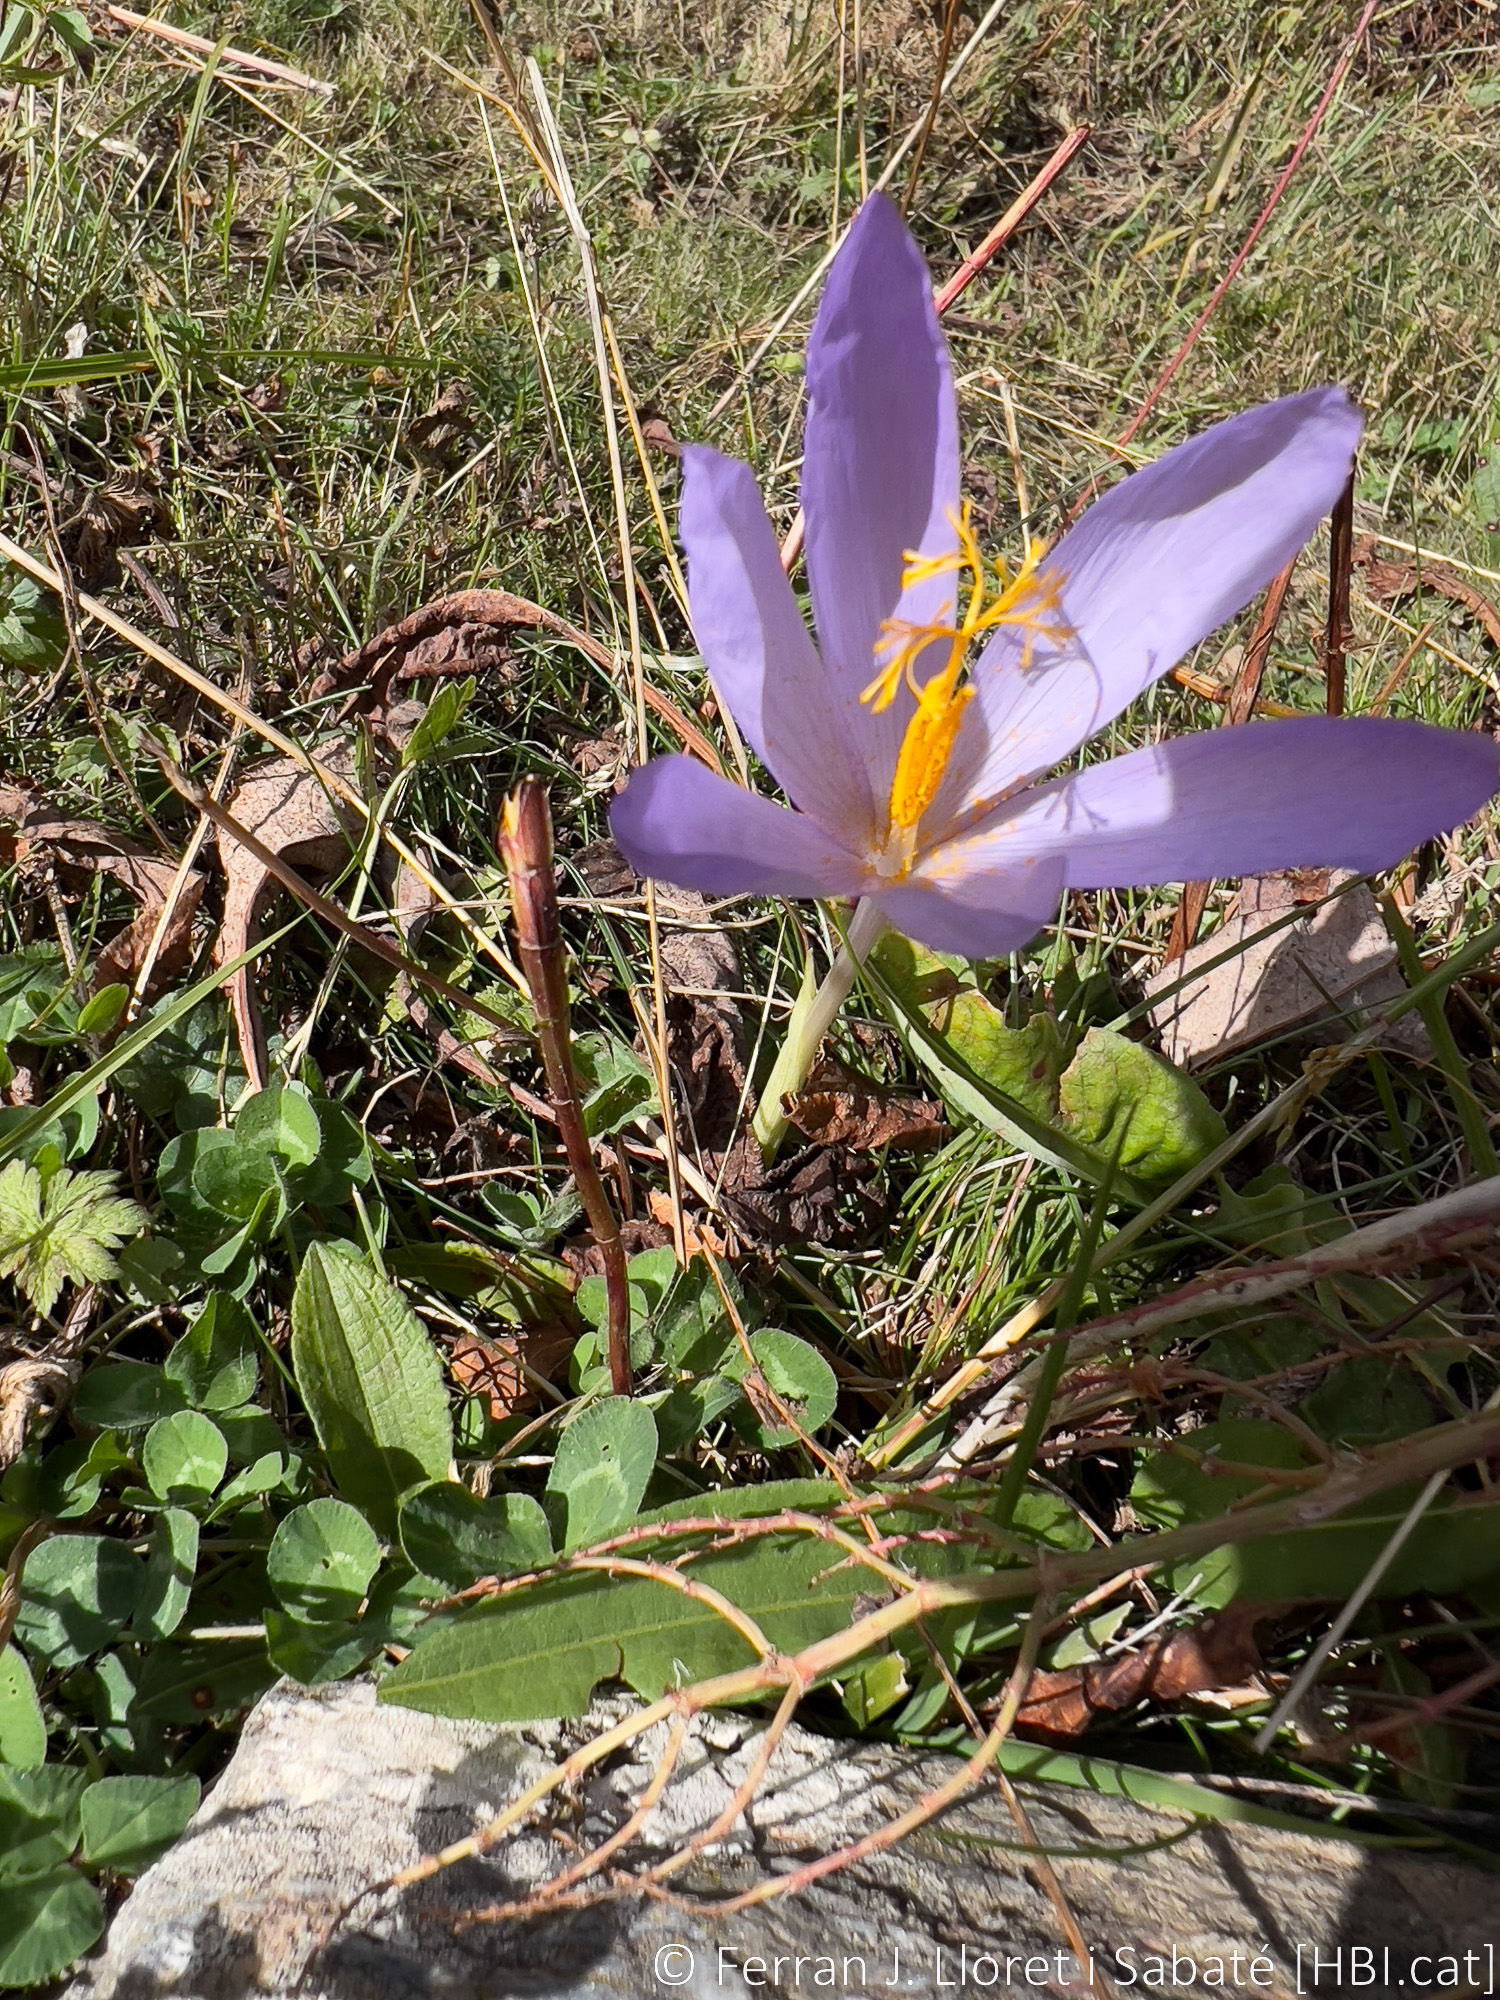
[308,590,723,770]
[0,1357,76,1472]
[213,744,361,1092]
[785,1055,948,1152]
[1011,1604,1268,1742]
[1353,534,1500,651]
[0,779,203,999]
[59,471,172,592]
[718,1130,887,1249]
[404,381,475,468]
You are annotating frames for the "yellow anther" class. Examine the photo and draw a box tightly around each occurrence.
[888,672,974,834]
[858,506,1073,871]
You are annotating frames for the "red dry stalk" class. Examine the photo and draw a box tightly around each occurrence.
[1323,471,1356,717]
[1116,0,1380,448]
[497,780,631,1397]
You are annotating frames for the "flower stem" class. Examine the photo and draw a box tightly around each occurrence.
[752,899,890,1163]
[499,781,632,1396]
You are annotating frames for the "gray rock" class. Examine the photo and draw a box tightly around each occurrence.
[68,1681,1498,2000]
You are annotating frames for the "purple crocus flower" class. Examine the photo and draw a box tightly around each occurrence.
[611,194,1498,960]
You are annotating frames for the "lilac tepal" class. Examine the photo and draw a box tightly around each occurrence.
[611,194,1499,959]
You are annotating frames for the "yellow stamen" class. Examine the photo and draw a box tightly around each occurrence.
[859,505,1072,870]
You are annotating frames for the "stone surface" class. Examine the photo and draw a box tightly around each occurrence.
[67,1681,1498,2000]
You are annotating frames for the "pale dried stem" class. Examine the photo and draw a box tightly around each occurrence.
[943,1173,1500,1471]
[644,1679,806,1889]
[567,1556,774,1661]
[105,7,333,92]
[318,1400,1500,1966]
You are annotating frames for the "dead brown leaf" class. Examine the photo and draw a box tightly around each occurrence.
[1353,534,1500,650]
[1012,1605,1267,1741]
[0,781,204,1000]
[448,1325,574,1420]
[646,1190,726,1258]
[212,743,361,1091]
[59,472,171,591]
[718,1130,887,1249]
[0,1358,75,1472]
[404,381,475,468]
[785,1056,947,1152]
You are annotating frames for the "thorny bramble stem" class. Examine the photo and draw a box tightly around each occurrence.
[499,781,631,1396]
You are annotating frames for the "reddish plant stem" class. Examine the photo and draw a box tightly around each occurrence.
[779,124,1091,573]
[498,782,631,1396]
[1117,0,1378,450]
[1324,469,1356,716]
[1164,554,1297,961]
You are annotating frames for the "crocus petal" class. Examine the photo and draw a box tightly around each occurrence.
[679,445,875,839]
[802,193,961,801]
[610,756,867,900]
[869,856,1066,961]
[931,717,1499,890]
[942,388,1363,820]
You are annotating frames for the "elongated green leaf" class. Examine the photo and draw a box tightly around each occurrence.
[994,1742,1405,1845]
[291,1243,452,1536]
[78,1774,200,1873]
[132,1640,274,1724]
[382,1526,874,1723]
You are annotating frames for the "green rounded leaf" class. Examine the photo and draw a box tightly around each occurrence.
[727,1329,838,1449]
[0,1646,45,1768]
[71,1361,189,1430]
[267,1498,381,1621]
[235,1081,321,1170]
[265,1609,376,1687]
[398,1482,553,1589]
[141,1412,228,1502]
[14,1536,145,1668]
[545,1398,657,1552]
[0,1868,103,1986]
[78,1774,200,1873]
[132,1509,198,1642]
